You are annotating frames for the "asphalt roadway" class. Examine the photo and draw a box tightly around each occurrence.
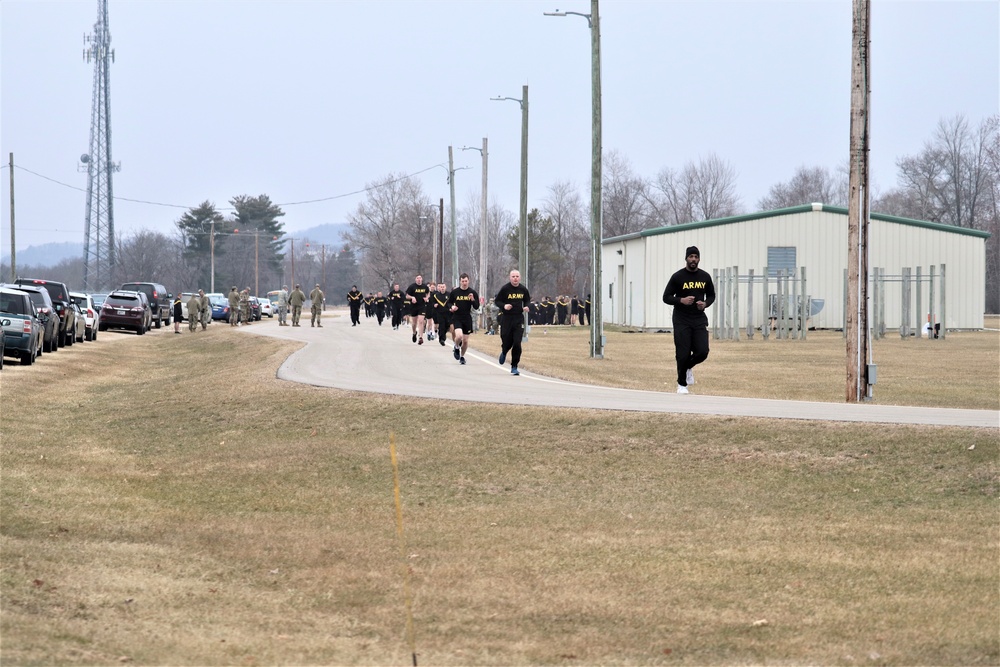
[241,309,999,429]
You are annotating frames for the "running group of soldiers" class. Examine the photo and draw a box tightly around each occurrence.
[347,270,531,375]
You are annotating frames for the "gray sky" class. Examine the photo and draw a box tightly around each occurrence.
[2,0,997,253]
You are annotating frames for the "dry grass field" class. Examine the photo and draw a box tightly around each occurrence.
[1,319,997,666]
[467,316,1000,410]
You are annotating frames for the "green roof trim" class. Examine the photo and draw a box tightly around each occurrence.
[603,203,990,244]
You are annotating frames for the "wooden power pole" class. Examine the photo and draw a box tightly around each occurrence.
[846,0,873,402]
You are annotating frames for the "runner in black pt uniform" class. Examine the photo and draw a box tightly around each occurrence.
[662,245,715,394]
[494,269,531,376]
[405,275,431,344]
[448,273,480,365]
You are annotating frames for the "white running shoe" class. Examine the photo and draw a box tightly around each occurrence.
[677,384,689,394]
[686,368,695,385]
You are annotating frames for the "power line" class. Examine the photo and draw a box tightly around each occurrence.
[6,162,450,212]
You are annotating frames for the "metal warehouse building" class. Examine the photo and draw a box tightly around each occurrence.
[601,203,989,331]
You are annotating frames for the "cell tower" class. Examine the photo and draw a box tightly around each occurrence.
[80,0,120,291]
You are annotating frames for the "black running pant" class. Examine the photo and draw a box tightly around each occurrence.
[350,304,361,325]
[673,318,709,386]
[500,315,525,367]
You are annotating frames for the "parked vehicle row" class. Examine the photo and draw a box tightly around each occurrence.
[1,279,178,369]
[2,278,282,370]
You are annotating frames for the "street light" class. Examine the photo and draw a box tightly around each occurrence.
[432,158,471,285]
[545,1,604,359]
[461,138,489,321]
[492,85,529,340]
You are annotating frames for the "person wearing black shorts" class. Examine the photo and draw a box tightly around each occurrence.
[448,273,480,365]
[662,245,715,394]
[494,269,531,376]
[430,282,451,347]
[405,275,430,344]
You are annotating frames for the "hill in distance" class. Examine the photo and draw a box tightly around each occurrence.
[2,224,351,269]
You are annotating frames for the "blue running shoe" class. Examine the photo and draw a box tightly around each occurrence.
[499,351,506,365]
[511,366,519,376]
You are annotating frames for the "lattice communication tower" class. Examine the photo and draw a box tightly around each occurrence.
[81,0,120,291]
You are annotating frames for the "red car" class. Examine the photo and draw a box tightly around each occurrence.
[99,291,152,335]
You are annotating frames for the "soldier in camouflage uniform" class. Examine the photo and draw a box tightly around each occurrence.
[239,288,251,325]
[288,284,306,327]
[309,284,325,327]
[187,293,201,332]
[228,287,240,326]
[198,289,211,329]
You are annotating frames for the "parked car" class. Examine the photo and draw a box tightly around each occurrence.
[99,290,152,334]
[257,297,273,318]
[14,278,77,347]
[71,301,87,342]
[209,295,230,321]
[1,286,44,365]
[176,292,199,321]
[120,281,172,329]
[3,282,59,353]
[248,296,262,321]
[70,292,101,341]
[91,292,109,309]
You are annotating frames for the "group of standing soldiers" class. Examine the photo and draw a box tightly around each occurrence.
[528,295,590,326]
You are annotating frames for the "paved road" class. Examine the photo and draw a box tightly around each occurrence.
[242,310,999,429]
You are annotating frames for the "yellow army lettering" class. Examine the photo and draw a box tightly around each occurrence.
[507,293,525,300]
[682,281,706,290]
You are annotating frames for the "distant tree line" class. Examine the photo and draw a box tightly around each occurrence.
[9,113,995,312]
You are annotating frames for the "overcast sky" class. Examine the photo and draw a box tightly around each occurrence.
[1,0,997,253]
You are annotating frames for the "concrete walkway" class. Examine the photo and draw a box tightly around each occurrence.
[242,311,999,429]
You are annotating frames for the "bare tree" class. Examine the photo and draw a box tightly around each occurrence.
[877,114,999,310]
[115,229,177,285]
[689,153,743,219]
[602,150,652,237]
[541,180,589,294]
[344,173,429,291]
[648,153,743,225]
[756,165,845,211]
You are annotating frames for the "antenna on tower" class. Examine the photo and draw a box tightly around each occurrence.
[81,0,120,291]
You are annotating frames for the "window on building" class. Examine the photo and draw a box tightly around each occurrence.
[767,246,797,277]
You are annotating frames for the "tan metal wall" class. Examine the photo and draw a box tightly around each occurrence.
[603,206,987,331]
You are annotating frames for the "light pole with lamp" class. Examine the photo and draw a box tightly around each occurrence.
[491,86,529,340]
[432,159,471,285]
[461,138,489,322]
[545,2,604,359]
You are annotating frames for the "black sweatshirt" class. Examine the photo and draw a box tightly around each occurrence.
[662,267,716,322]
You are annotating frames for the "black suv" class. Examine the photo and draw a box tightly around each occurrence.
[14,278,76,347]
[120,282,172,328]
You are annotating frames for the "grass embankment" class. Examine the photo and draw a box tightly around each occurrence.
[466,316,1000,410]
[1,323,997,665]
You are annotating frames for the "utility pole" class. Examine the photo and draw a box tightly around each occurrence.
[438,198,445,284]
[210,219,215,293]
[8,153,15,281]
[461,138,490,323]
[590,0,604,359]
[544,3,601,357]
[321,244,327,310]
[491,87,530,339]
[846,0,872,402]
[449,146,459,287]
